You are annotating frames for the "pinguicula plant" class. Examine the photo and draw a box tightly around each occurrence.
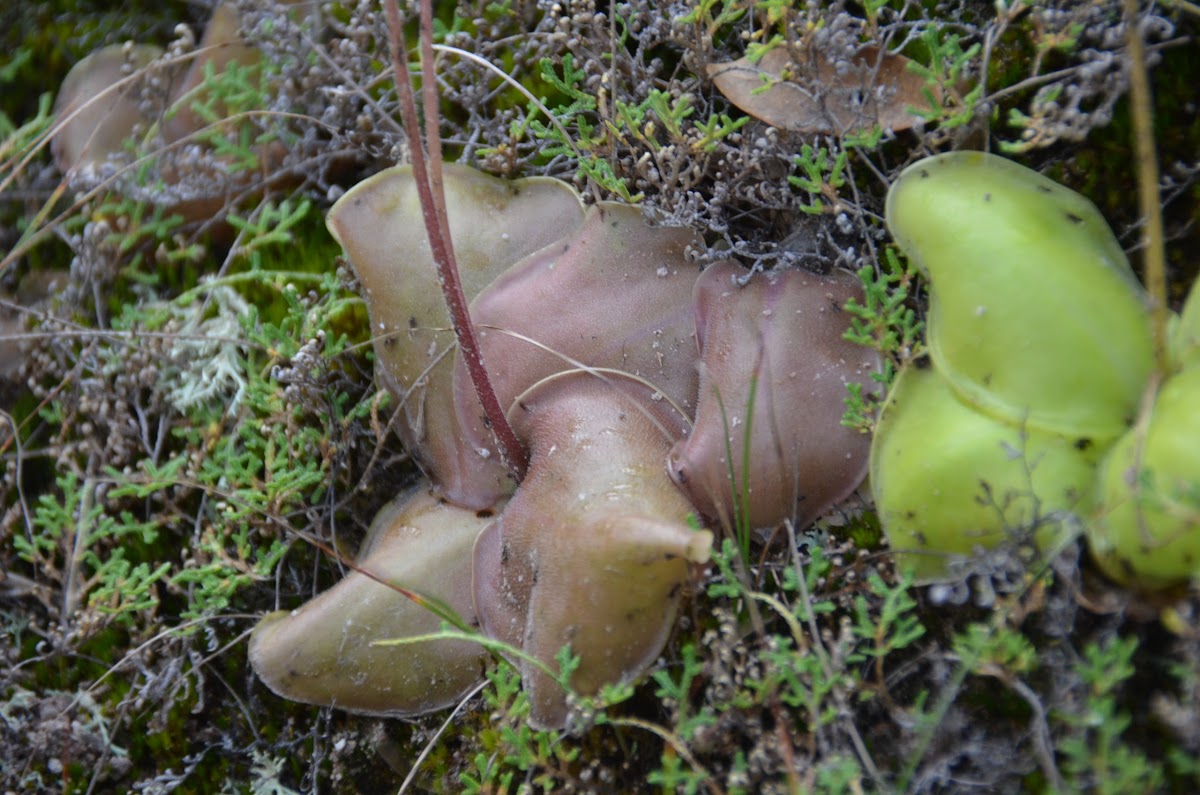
[873,150,1199,590]
[251,155,880,727]
[245,0,882,731]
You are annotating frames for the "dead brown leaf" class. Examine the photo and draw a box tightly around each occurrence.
[707,45,939,135]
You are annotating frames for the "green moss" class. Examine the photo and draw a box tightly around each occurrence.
[0,0,195,124]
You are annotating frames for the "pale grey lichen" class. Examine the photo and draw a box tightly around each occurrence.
[158,284,250,413]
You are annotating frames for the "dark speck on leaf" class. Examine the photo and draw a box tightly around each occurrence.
[1065,211,1084,224]
[1037,184,1053,194]
[476,509,494,519]
[984,192,991,202]
[918,168,930,179]
[408,316,417,328]
[1074,438,1093,451]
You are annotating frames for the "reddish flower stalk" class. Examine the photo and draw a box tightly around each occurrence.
[383,0,528,477]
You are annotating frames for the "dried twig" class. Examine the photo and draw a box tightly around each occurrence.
[1124,0,1168,374]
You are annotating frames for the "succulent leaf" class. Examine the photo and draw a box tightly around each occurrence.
[668,261,879,531]
[885,151,1154,440]
[1087,367,1200,589]
[160,2,263,144]
[454,202,702,459]
[52,44,167,179]
[249,488,493,715]
[871,365,1100,582]
[52,1,310,224]
[473,371,711,728]
[326,164,585,508]
[1171,277,1200,373]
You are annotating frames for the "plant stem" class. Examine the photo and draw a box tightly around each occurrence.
[1124,0,1169,375]
[383,0,528,477]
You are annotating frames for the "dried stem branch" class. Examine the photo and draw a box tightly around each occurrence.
[382,0,528,477]
[1124,0,1168,375]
